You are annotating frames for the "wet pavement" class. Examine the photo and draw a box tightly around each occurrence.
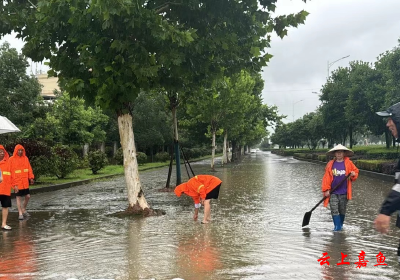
[1,151,400,280]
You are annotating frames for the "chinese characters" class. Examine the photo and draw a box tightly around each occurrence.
[318,251,388,267]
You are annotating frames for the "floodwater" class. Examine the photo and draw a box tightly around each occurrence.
[1,151,400,280]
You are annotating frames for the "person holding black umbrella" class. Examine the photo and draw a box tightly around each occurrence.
[322,144,359,231]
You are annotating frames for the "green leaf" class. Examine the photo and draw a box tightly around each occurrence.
[251,47,261,57]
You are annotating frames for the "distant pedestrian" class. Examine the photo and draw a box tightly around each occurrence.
[0,145,15,230]
[374,103,400,235]
[9,144,34,220]
[322,144,359,231]
[175,175,222,224]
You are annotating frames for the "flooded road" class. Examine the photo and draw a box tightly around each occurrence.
[1,151,400,280]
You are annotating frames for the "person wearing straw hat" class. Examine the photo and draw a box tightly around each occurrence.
[322,144,359,231]
[374,102,400,236]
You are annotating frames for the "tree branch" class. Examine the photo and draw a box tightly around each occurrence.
[154,2,182,14]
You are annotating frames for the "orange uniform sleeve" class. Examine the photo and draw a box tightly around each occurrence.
[348,160,359,181]
[321,163,333,192]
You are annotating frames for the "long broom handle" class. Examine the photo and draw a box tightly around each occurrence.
[309,174,351,213]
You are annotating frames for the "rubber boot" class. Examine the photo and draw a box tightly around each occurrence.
[332,215,342,231]
[340,214,345,228]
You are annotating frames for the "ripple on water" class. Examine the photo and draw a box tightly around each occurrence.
[2,154,400,279]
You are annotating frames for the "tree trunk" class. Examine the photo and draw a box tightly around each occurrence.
[211,129,216,170]
[222,130,228,165]
[100,142,105,153]
[118,113,149,210]
[172,106,182,185]
[385,130,390,148]
[113,141,118,158]
[232,141,238,161]
[349,126,353,149]
[83,143,89,157]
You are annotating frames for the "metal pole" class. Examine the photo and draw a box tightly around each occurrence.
[327,55,350,79]
[292,102,294,122]
[327,60,330,78]
[292,99,303,122]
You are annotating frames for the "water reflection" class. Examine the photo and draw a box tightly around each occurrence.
[320,233,351,280]
[0,152,400,279]
[0,220,37,280]
[176,228,222,279]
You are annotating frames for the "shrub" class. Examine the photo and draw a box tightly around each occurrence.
[30,155,54,181]
[105,146,114,159]
[318,155,327,162]
[51,145,79,179]
[355,160,387,173]
[183,148,198,160]
[76,156,89,169]
[381,161,397,175]
[155,152,170,162]
[136,152,147,165]
[71,144,85,158]
[114,147,124,165]
[88,150,108,174]
[113,148,147,165]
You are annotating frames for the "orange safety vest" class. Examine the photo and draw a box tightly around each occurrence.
[0,145,12,196]
[321,157,359,207]
[174,175,222,204]
[9,144,34,190]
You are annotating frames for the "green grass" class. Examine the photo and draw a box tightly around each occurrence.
[33,153,221,189]
[33,162,169,188]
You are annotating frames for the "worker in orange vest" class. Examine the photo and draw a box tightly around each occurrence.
[0,145,15,230]
[175,175,222,224]
[9,144,34,220]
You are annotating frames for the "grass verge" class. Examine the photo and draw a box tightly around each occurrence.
[32,154,220,189]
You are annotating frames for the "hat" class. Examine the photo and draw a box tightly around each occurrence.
[326,144,354,157]
[376,102,400,117]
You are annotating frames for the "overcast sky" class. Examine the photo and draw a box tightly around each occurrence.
[2,0,400,126]
[262,0,400,124]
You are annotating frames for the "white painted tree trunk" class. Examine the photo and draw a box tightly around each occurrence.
[222,130,228,165]
[172,107,179,141]
[83,143,89,157]
[211,130,216,170]
[113,141,118,158]
[118,113,149,209]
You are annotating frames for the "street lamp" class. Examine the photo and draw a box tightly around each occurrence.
[327,55,350,77]
[293,99,304,122]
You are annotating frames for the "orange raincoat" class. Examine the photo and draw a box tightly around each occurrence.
[0,145,12,196]
[321,157,359,207]
[9,144,34,190]
[174,175,222,204]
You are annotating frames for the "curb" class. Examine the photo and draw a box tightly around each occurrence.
[293,156,394,183]
[11,173,124,198]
